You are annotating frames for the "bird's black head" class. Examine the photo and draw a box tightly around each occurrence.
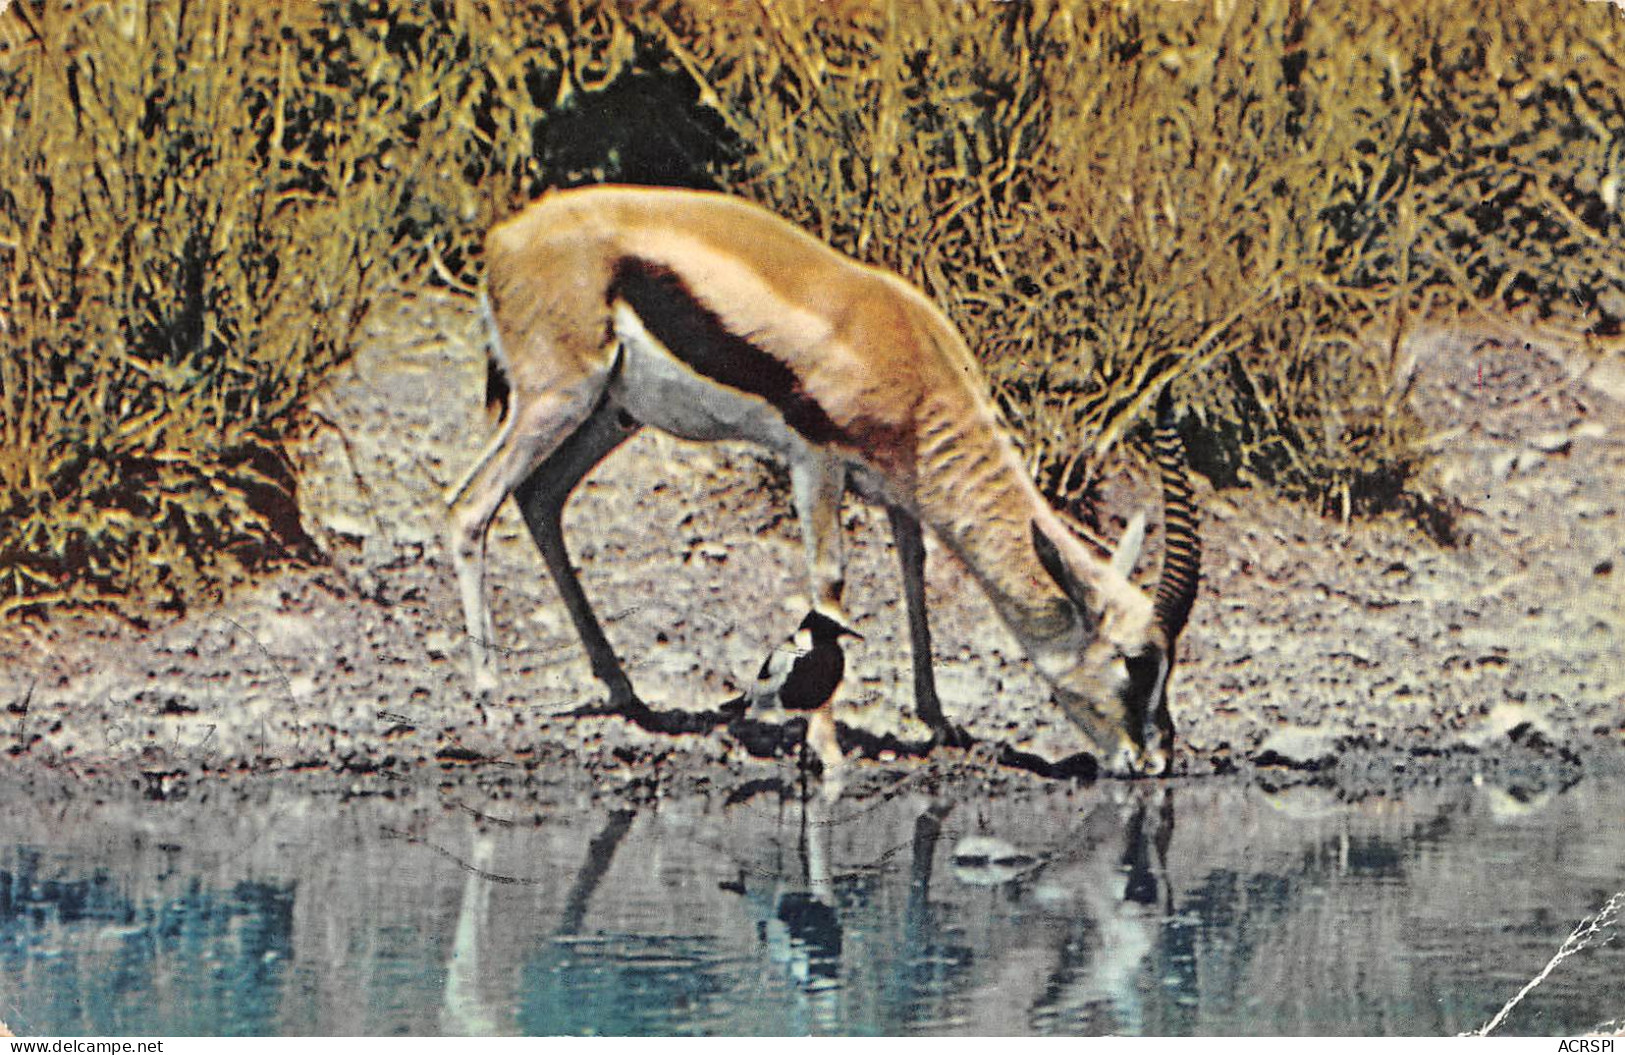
[799,610,864,642]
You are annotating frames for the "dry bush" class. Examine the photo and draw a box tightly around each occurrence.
[259,1,741,279]
[0,0,395,615]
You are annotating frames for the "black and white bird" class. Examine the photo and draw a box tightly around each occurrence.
[746,610,863,792]
[748,610,863,713]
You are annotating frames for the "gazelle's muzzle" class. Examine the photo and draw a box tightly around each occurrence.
[1052,677,1172,777]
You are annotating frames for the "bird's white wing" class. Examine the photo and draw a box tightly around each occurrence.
[746,629,812,708]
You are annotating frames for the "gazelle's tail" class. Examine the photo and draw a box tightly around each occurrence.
[479,288,512,423]
[445,290,516,507]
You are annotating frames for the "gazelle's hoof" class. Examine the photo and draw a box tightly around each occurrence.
[560,686,651,721]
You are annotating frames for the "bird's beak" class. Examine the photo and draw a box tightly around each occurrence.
[841,628,865,642]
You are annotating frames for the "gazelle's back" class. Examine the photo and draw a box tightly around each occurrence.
[484,186,987,435]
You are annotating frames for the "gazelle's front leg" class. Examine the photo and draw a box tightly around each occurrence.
[788,453,851,785]
[887,506,951,740]
[790,451,848,615]
[446,376,608,704]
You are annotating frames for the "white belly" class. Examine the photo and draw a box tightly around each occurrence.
[607,301,805,456]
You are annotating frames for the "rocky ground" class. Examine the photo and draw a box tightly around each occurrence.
[2,293,1622,803]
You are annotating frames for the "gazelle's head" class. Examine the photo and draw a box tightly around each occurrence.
[1030,392,1200,777]
[1031,519,1174,775]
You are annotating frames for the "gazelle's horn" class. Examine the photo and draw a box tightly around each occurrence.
[1152,386,1201,642]
[1109,511,1147,579]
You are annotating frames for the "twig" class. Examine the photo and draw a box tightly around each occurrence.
[1473,890,1622,1036]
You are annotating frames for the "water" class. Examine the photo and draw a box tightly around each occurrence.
[2,774,1621,1036]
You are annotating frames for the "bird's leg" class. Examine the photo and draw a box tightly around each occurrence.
[806,706,845,802]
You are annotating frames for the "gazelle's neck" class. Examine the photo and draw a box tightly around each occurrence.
[907,387,1087,653]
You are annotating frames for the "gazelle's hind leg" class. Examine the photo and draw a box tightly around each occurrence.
[512,401,642,713]
[446,371,613,704]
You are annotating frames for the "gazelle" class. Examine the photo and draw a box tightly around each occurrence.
[445,185,1200,775]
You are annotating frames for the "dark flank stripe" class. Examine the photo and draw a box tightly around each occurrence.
[610,256,844,445]
[1154,388,1201,641]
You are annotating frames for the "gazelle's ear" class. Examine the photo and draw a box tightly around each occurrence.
[1110,511,1147,579]
[1032,520,1098,621]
